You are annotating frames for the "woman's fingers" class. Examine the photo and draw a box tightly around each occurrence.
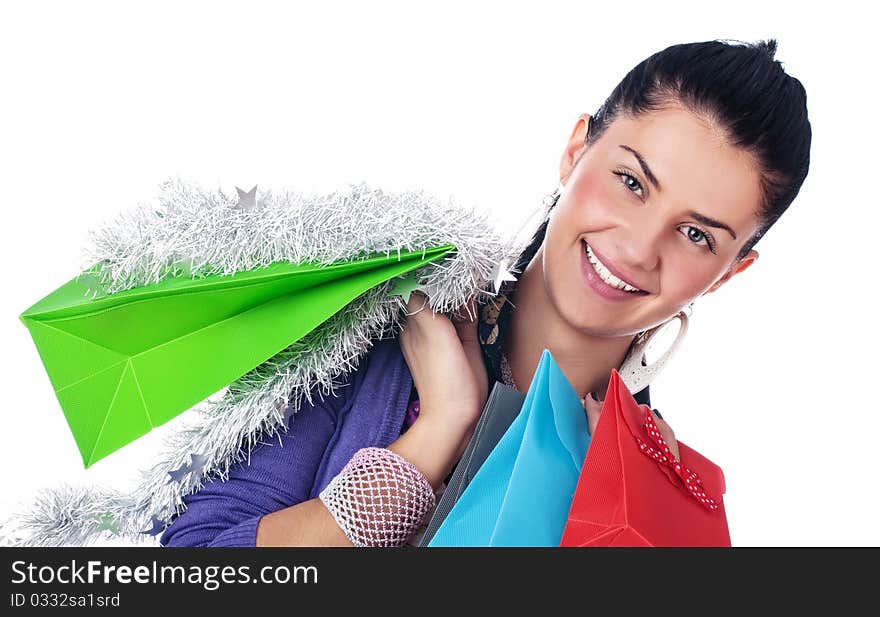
[400,291,437,346]
[450,299,479,344]
[582,392,603,436]
[404,289,431,319]
[643,405,679,461]
[583,398,679,462]
[398,290,486,427]
[451,299,489,405]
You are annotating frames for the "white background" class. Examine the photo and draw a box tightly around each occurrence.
[1,1,876,547]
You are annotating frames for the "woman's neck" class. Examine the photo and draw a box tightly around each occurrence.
[505,248,638,400]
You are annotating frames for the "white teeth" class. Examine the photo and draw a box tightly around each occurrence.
[584,242,643,292]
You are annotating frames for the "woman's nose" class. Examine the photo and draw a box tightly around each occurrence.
[616,225,662,273]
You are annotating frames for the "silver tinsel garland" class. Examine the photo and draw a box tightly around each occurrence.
[1,176,524,547]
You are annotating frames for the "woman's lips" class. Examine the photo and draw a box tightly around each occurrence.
[581,240,649,301]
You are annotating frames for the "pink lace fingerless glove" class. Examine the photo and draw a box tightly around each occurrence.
[319,447,436,547]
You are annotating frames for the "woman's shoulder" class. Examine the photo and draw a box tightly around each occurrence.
[317,334,412,412]
[339,334,408,386]
[347,334,413,404]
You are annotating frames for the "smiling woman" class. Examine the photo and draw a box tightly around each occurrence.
[513,104,767,396]
[502,39,810,404]
[156,38,811,548]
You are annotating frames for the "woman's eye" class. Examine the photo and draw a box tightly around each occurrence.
[680,225,716,253]
[613,171,643,196]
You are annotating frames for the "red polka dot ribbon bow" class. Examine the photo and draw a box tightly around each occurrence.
[636,409,721,511]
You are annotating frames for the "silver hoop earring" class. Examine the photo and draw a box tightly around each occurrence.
[617,309,690,395]
[542,185,562,209]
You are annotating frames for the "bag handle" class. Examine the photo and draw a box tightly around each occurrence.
[618,310,689,395]
[636,408,721,511]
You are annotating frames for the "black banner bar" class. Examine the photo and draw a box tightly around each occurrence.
[1,547,873,610]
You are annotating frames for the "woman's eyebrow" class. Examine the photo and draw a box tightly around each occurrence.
[619,145,662,192]
[619,144,737,240]
[688,211,737,239]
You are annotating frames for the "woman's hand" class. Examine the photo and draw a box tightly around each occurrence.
[582,393,680,461]
[398,291,489,434]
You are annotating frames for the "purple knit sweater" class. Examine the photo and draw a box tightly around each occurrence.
[160,336,413,547]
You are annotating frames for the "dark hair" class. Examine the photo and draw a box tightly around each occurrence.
[528,38,812,264]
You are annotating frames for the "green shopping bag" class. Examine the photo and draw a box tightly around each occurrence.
[20,244,455,468]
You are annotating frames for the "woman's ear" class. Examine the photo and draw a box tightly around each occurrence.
[704,250,759,295]
[559,113,593,186]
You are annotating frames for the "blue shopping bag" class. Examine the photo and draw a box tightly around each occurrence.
[428,349,591,546]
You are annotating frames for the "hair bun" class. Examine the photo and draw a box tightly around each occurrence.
[759,38,778,60]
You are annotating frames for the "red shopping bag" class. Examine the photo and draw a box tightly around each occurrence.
[560,369,731,546]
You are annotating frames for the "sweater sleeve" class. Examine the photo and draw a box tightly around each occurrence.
[160,371,363,548]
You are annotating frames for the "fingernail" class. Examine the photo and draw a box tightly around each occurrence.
[652,408,663,420]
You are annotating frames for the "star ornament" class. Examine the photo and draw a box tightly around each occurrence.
[189,453,209,476]
[140,515,168,537]
[95,513,120,536]
[490,259,517,294]
[167,452,210,484]
[167,459,191,484]
[388,273,426,304]
[235,184,258,210]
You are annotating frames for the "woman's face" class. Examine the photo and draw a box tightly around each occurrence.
[541,104,763,337]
